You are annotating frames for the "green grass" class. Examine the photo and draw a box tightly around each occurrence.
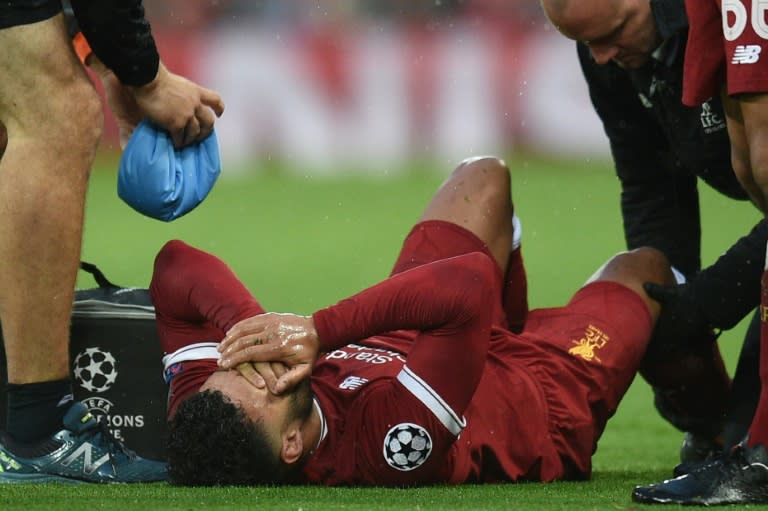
[8,153,767,509]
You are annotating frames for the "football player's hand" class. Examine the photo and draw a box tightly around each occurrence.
[235,361,288,392]
[643,281,715,349]
[217,313,319,394]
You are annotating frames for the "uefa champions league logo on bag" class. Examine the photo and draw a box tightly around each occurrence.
[73,347,118,393]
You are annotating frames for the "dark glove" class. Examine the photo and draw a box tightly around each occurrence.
[643,281,718,350]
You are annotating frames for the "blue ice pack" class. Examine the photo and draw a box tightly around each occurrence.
[118,120,221,222]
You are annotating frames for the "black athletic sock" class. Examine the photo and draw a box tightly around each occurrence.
[5,380,74,445]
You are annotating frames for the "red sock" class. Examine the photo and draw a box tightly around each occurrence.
[746,267,768,448]
[503,246,528,333]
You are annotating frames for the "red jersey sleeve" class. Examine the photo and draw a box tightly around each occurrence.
[150,239,266,343]
[150,240,268,415]
[312,251,497,421]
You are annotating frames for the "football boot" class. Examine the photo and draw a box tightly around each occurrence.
[632,441,768,505]
[0,401,166,483]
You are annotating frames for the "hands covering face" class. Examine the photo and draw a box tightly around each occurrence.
[218,313,320,395]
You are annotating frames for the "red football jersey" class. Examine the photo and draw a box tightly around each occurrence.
[152,237,652,486]
[683,0,768,105]
[303,328,560,486]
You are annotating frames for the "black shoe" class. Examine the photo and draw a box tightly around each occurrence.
[679,431,723,465]
[673,432,722,477]
[632,442,768,505]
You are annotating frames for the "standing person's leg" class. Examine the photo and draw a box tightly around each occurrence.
[0,12,101,440]
[722,311,761,448]
[633,102,768,507]
[729,94,768,452]
[633,0,768,500]
[0,8,166,484]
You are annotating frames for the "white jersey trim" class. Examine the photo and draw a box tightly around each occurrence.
[162,342,220,383]
[396,366,466,436]
[313,398,328,448]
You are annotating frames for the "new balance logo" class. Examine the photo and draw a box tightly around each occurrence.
[732,45,762,64]
[339,375,369,390]
[61,443,110,475]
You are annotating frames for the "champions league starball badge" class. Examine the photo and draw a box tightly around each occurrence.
[383,423,433,471]
[73,347,118,393]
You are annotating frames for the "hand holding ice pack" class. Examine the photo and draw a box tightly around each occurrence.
[118,120,221,222]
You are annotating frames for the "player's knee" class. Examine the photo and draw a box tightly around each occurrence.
[454,155,511,201]
[457,155,509,177]
[67,82,103,149]
[42,78,102,159]
[628,247,669,275]
[611,247,671,288]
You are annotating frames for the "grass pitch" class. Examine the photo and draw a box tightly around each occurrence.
[4,153,765,510]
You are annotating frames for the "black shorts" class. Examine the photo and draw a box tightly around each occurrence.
[0,0,61,29]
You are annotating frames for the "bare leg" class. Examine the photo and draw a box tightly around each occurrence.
[722,92,767,213]
[0,16,101,396]
[0,122,7,160]
[418,156,513,272]
[585,246,673,322]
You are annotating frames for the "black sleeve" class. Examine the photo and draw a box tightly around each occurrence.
[69,0,159,86]
[578,43,702,276]
[692,219,766,330]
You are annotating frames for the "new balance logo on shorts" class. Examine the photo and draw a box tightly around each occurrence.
[732,45,762,64]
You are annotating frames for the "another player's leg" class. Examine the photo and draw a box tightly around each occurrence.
[0,12,163,483]
[633,244,768,506]
[672,311,761,472]
[717,311,760,450]
[631,96,768,507]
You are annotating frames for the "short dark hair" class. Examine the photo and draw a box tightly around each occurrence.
[167,390,288,486]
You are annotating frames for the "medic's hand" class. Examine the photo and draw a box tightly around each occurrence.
[130,63,225,149]
[218,313,320,395]
[94,59,224,149]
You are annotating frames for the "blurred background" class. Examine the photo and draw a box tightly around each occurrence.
[95,0,609,172]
